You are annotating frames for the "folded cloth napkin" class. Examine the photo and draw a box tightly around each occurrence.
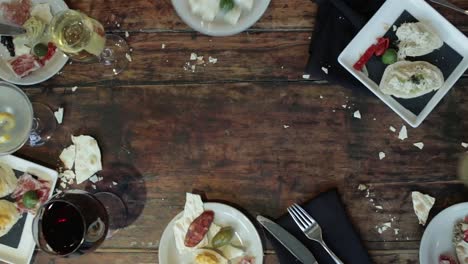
[305,0,384,89]
[267,189,372,263]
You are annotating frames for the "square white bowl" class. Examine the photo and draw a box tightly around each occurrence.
[338,0,468,128]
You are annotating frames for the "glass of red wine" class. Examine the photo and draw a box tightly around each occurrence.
[32,190,126,256]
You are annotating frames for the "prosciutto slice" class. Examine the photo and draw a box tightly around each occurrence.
[11,173,51,214]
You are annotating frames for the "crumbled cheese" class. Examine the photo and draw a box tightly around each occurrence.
[208,56,218,64]
[60,182,67,189]
[321,67,328,74]
[125,53,132,62]
[398,125,408,141]
[358,184,367,191]
[379,152,386,160]
[302,74,310,79]
[89,175,99,183]
[342,105,347,108]
[190,53,197,60]
[283,125,289,129]
[54,107,64,124]
[413,142,424,150]
[389,126,396,132]
[353,110,361,119]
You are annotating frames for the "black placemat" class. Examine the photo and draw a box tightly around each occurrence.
[0,169,27,249]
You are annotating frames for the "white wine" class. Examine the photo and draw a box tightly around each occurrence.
[49,10,106,62]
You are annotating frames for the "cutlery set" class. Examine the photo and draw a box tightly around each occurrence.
[258,203,343,264]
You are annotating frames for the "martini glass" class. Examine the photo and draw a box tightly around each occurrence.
[0,82,57,155]
[49,10,129,77]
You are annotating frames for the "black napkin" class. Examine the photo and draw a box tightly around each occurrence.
[305,0,385,89]
[267,189,372,264]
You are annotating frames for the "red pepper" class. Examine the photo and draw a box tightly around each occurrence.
[38,43,57,66]
[352,37,390,71]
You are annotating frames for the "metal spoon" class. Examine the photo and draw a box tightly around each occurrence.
[429,0,468,15]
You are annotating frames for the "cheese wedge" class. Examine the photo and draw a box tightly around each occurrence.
[411,191,435,226]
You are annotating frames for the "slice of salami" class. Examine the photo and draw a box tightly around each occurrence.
[184,210,214,247]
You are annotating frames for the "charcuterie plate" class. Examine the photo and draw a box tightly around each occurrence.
[159,202,263,264]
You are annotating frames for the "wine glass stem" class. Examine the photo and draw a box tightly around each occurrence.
[29,118,44,147]
[100,48,115,66]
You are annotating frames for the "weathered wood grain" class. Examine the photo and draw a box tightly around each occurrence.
[37,31,313,88]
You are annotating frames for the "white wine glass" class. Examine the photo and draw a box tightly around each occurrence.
[0,82,57,154]
[49,10,129,77]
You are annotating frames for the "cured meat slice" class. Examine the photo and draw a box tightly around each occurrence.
[184,210,214,247]
[0,0,31,25]
[38,43,57,66]
[11,173,51,213]
[237,256,255,264]
[8,54,40,77]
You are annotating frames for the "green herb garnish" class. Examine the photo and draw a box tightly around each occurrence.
[220,0,235,11]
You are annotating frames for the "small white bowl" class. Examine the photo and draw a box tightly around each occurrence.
[172,0,271,36]
[0,0,69,85]
[420,202,468,264]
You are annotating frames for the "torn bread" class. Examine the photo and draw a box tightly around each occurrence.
[59,144,76,170]
[0,162,17,198]
[71,135,102,184]
[396,22,443,59]
[0,200,21,237]
[411,191,435,226]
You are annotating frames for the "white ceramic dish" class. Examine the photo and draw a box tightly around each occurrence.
[338,0,468,128]
[159,202,264,264]
[171,0,270,36]
[0,155,58,264]
[0,0,69,86]
[420,202,468,264]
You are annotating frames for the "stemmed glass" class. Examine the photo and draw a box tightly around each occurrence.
[0,82,57,155]
[32,190,128,256]
[49,9,129,77]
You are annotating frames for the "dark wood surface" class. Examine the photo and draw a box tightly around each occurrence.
[6,0,468,263]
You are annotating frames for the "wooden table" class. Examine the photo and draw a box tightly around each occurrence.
[11,0,468,263]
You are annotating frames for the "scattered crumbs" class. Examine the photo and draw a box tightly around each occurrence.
[281,66,284,69]
[112,181,118,186]
[332,109,336,113]
[130,241,137,246]
[353,110,361,119]
[389,126,396,132]
[116,23,120,28]
[319,95,324,99]
[54,107,64,125]
[125,53,132,62]
[375,205,383,210]
[283,125,290,129]
[392,25,398,31]
[358,184,368,191]
[413,142,424,150]
[98,176,103,181]
[89,175,99,183]
[398,125,408,141]
[92,184,96,189]
[365,189,370,198]
[302,74,310,79]
[129,48,134,52]
[208,56,218,64]
[191,65,196,72]
[125,31,129,38]
[71,86,78,92]
[462,142,468,148]
[383,222,392,228]
[394,228,399,235]
[67,179,74,185]
[60,182,67,189]
[308,36,311,40]
[373,118,377,121]
[197,56,204,62]
[321,67,328,74]
[369,198,374,202]
[161,43,166,49]
[342,104,347,108]
[379,152,386,160]
[190,53,197,60]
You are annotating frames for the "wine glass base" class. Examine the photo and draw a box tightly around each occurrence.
[94,192,128,238]
[98,34,129,78]
[27,103,57,147]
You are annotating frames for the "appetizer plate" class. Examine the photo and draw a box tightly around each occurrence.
[420,202,468,264]
[338,0,468,128]
[171,0,271,36]
[0,155,58,264]
[159,202,263,263]
[0,0,69,86]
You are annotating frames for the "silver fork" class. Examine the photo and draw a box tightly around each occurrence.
[288,203,344,264]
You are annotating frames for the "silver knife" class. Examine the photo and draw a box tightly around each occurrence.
[0,23,26,36]
[257,215,318,264]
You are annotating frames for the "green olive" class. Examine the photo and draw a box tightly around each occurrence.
[23,190,39,209]
[381,49,398,65]
[33,43,48,57]
[212,227,234,248]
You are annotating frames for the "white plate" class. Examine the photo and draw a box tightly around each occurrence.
[338,0,468,128]
[159,202,264,264]
[0,155,58,264]
[0,0,69,86]
[420,202,468,264]
[171,0,270,36]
